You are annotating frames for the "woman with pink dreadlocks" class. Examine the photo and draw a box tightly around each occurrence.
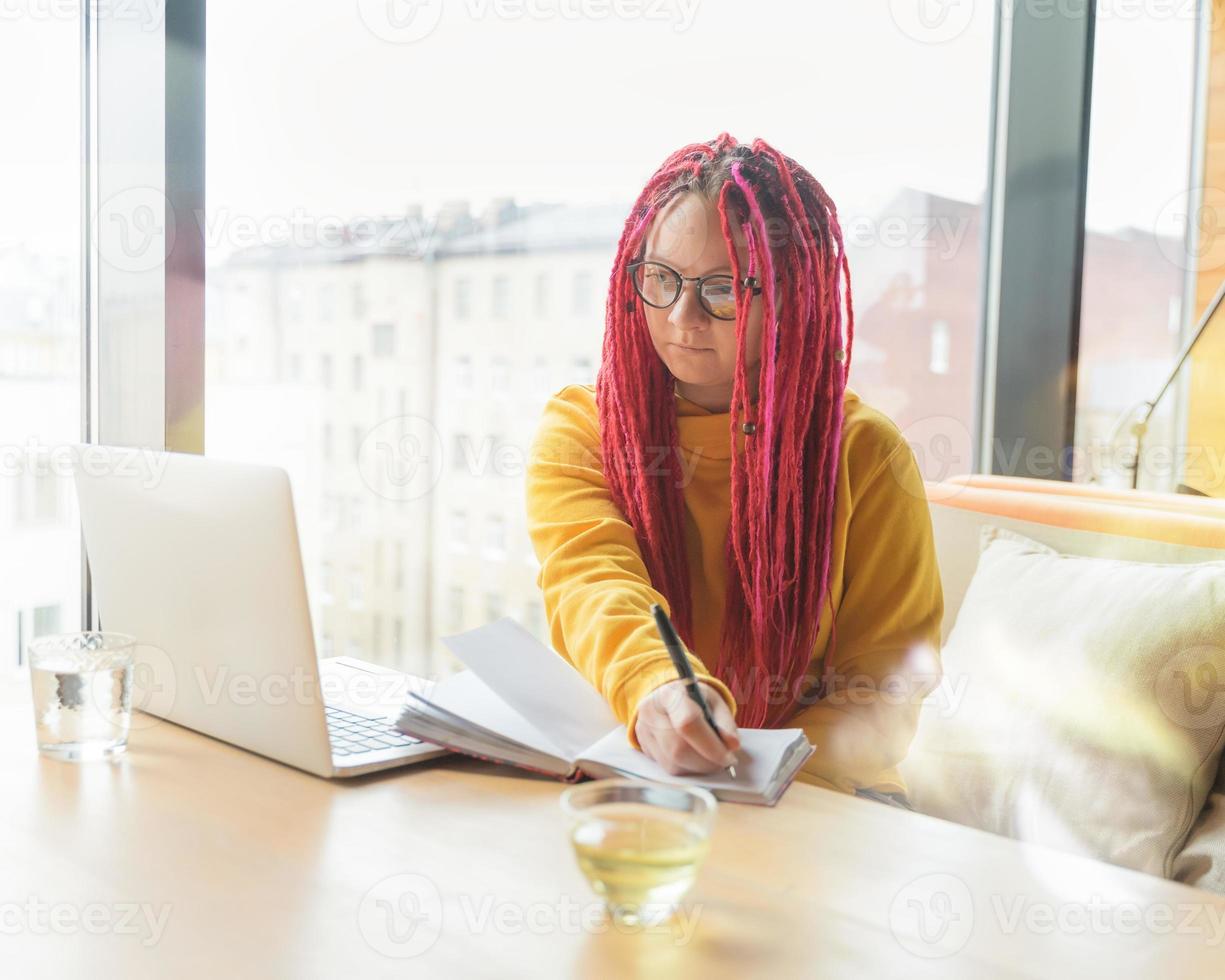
[525,134,943,807]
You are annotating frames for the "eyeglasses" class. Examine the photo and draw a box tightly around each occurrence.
[627,259,762,321]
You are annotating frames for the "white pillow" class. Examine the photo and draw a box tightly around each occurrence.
[901,525,1225,877]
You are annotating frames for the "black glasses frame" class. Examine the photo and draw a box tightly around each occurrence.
[626,259,762,321]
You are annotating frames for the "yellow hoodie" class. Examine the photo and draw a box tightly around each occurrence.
[525,383,943,795]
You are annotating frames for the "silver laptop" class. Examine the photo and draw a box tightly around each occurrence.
[72,446,449,777]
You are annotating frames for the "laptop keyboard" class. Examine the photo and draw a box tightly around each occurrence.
[325,704,421,757]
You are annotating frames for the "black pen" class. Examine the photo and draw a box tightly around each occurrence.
[650,603,737,779]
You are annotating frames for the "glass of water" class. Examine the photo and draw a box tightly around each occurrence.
[28,632,136,761]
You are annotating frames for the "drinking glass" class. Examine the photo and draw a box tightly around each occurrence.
[560,778,717,926]
[28,632,135,761]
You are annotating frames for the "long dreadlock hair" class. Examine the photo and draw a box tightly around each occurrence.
[596,133,855,728]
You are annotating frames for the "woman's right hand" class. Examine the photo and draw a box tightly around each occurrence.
[633,680,740,775]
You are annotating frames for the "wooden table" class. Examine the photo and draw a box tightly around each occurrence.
[3,669,1224,979]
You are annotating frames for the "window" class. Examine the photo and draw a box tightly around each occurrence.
[372,322,395,357]
[492,276,510,319]
[452,434,469,473]
[484,591,503,622]
[0,13,81,664]
[571,271,593,316]
[570,357,594,385]
[532,356,551,399]
[454,278,471,320]
[319,283,335,322]
[929,321,951,376]
[320,563,335,603]
[447,586,465,633]
[483,514,507,557]
[348,570,364,609]
[33,604,62,638]
[449,510,468,550]
[524,599,544,639]
[204,2,995,677]
[534,273,549,316]
[490,356,510,396]
[1073,9,1199,489]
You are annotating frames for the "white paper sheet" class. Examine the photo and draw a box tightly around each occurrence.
[440,617,620,761]
[427,668,567,758]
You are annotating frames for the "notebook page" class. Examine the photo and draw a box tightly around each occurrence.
[441,617,620,761]
[579,726,808,796]
[421,669,567,758]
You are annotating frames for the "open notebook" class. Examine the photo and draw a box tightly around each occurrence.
[396,617,814,806]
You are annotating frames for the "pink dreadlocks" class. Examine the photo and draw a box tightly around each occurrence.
[596,134,855,728]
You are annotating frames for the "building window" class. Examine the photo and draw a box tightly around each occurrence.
[352,281,367,319]
[929,320,951,376]
[33,604,61,638]
[288,352,303,381]
[571,356,594,384]
[319,353,333,388]
[450,510,468,550]
[454,355,473,391]
[532,356,550,397]
[33,471,59,523]
[348,570,364,609]
[524,599,544,638]
[372,322,395,357]
[483,514,506,557]
[571,271,593,316]
[351,354,364,390]
[394,542,405,591]
[452,433,469,473]
[534,273,549,316]
[492,275,509,319]
[319,283,335,322]
[484,591,503,622]
[286,286,304,323]
[350,425,362,461]
[447,586,465,633]
[454,277,471,320]
[321,423,333,462]
[490,356,510,395]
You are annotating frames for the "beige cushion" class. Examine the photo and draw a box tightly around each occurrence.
[1175,756,1225,892]
[901,525,1225,878]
